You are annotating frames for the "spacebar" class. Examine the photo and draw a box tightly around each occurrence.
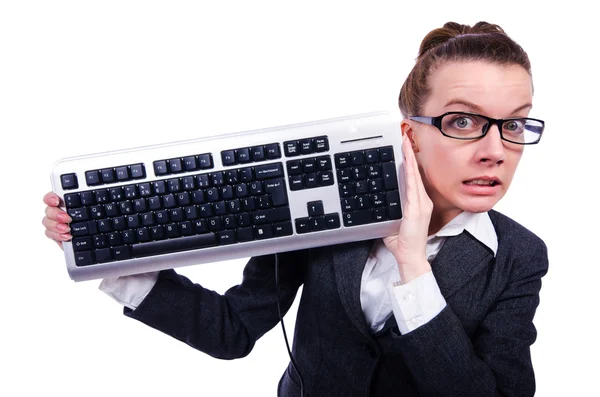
[132,234,218,258]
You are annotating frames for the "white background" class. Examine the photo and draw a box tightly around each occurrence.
[1,1,598,396]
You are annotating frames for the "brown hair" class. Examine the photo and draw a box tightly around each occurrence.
[398,21,532,118]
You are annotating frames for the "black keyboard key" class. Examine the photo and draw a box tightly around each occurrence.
[196,174,210,188]
[284,141,299,157]
[154,161,168,176]
[97,219,112,233]
[254,225,273,239]
[74,251,94,266]
[300,139,314,154]
[107,232,122,246]
[372,207,387,222]
[382,162,398,190]
[295,218,310,234]
[122,229,136,244]
[304,173,318,189]
[130,164,145,179]
[307,200,324,217]
[350,151,365,165]
[273,221,293,237]
[93,235,108,248]
[310,217,326,231]
[319,171,334,186]
[266,143,280,159]
[64,193,81,208]
[386,190,402,219]
[73,236,93,251]
[287,160,302,176]
[101,169,115,184]
[183,156,198,171]
[180,221,194,236]
[380,146,394,162]
[317,155,332,171]
[314,136,329,152]
[197,154,213,169]
[61,173,78,190]
[237,227,254,242]
[165,224,180,238]
[70,222,90,237]
[86,170,101,186]
[240,167,254,182]
[116,166,130,181]
[217,230,237,244]
[252,207,291,225]
[237,148,251,163]
[113,245,132,261]
[343,209,372,227]
[168,159,183,173]
[95,248,113,263]
[251,146,265,161]
[222,150,236,166]
[95,189,111,203]
[265,178,288,206]
[79,191,95,206]
[335,153,350,168]
[325,213,340,229]
[68,207,89,222]
[255,163,284,180]
[132,234,217,258]
[150,225,166,240]
[365,149,380,163]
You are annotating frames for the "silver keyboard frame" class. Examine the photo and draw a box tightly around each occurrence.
[51,111,407,281]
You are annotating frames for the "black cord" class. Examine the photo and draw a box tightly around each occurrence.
[274,252,304,397]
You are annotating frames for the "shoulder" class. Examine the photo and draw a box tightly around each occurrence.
[488,209,548,275]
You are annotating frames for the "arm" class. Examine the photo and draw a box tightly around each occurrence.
[393,241,548,397]
[123,250,307,360]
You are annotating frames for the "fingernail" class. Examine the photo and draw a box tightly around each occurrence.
[58,213,72,223]
[58,224,70,232]
[53,198,60,206]
[61,234,72,241]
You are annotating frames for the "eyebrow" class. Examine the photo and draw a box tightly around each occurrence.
[444,99,533,115]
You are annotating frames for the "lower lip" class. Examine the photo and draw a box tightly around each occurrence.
[461,182,501,195]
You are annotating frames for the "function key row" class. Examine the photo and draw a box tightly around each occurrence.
[154,153,213,177]
[85,163,146,187]
[284,136,329,157]
[221,143,281,167]
[335,146,394,168]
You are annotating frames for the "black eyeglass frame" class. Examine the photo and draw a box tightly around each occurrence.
[409,111,544,145]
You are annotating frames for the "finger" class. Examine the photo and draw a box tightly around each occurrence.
[45,205,72,223]
[402,134,421,207]
[42,216,71,234]
[45,228,72,242]
[43,191,61,207]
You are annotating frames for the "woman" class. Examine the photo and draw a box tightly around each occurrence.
[42,21,548,396]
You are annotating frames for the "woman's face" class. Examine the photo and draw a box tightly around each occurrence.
[406,61,533,222]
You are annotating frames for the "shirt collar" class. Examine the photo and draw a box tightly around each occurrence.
[430,211,498,256]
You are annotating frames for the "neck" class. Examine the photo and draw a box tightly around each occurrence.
[428,207,464,236]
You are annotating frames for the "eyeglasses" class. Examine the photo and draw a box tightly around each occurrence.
[409,112,544,145]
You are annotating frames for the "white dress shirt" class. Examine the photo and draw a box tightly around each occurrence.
[100,211,497,335]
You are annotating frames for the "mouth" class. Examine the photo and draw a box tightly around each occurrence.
[462,178,501,187]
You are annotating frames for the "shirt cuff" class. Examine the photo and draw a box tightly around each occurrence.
[387,270,446,335]
[98,272,159,310]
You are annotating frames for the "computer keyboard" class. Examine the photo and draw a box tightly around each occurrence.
[51,111,406,281]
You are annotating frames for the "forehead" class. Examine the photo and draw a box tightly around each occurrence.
[425,61,533,116]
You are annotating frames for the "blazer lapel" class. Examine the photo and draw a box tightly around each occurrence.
[333,240,374,338]
[431,230,495,299]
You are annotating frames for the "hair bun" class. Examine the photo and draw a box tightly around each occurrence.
[418,21,506,58]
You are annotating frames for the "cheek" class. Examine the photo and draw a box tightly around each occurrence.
[418,144,463,188]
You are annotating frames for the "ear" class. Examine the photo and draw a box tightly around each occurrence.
[400,120,419,153]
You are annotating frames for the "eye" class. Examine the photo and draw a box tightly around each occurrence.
[503,119,526,133]
[451,115,477,130]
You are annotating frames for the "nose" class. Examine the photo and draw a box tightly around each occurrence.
[476,123,506,165]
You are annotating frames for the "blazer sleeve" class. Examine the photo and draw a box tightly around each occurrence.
[122,249,308,360]
[392,239,549,397]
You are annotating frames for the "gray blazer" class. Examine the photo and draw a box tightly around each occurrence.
[125,209,549,396]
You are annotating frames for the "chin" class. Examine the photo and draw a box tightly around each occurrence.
[457,197,499,214]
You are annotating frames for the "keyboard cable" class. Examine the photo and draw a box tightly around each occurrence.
[274,252,305,397]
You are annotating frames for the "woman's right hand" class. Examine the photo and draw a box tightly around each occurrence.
[42,191,73,250]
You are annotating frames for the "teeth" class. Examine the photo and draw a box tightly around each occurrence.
[465,179,496,186]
